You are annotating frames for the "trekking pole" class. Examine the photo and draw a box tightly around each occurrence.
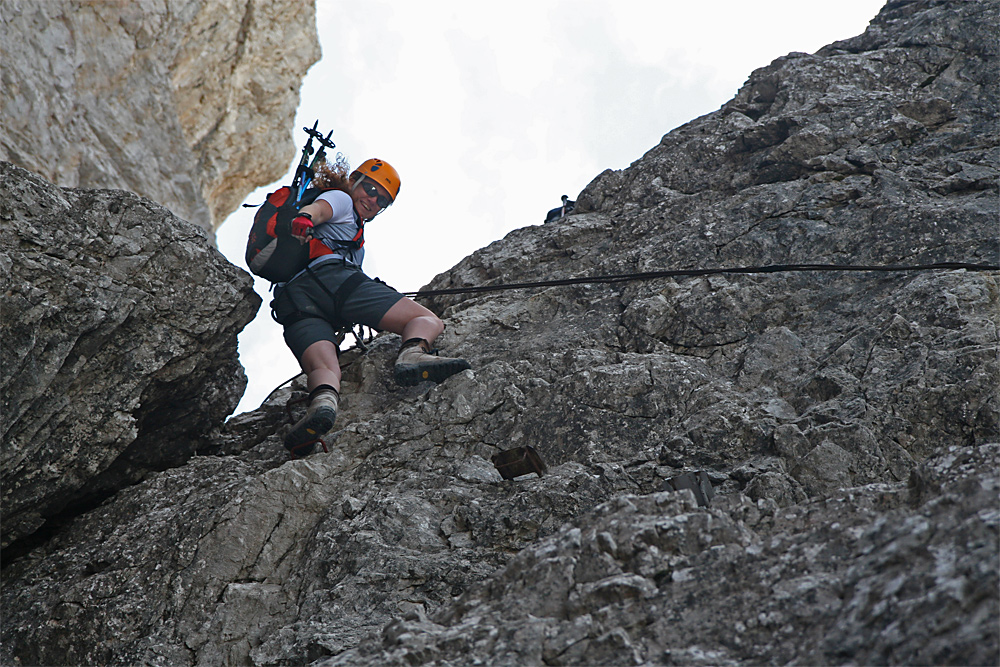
[296,122,336,203]
[302,129,335,200]
[239,122,334,211]
[308,127,336,166]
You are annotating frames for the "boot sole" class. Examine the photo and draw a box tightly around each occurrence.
[394,359,471,386]
[283,406,337,456]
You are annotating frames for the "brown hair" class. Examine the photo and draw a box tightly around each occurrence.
[312,154,355,192]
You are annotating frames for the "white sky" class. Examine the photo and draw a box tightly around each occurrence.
[217,0,887,415]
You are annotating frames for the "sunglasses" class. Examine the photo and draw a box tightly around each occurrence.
[360,179,393,209]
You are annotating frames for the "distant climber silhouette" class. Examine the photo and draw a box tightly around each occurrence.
[544,195,575,223]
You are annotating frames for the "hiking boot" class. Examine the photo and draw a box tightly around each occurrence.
[393,338,471,387]
[284,385,339,457]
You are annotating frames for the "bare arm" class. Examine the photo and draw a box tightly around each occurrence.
[291,198,335,242]
[298,198,334,223]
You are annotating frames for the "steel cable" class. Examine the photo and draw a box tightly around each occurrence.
[403,261,999,298]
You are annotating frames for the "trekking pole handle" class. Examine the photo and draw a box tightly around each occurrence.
[303,121,334,148]
[308,129,336,172]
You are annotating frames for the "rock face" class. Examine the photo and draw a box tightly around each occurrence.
[1,1,997,666]
[358,445,998,667]
[0,0,320,232]
[0,162,261,550]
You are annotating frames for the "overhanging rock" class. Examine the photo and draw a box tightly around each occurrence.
[0,162,261,549]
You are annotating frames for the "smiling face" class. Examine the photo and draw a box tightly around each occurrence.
[351,177,393,220]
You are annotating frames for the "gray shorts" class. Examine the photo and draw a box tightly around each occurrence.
[270,259,404,361]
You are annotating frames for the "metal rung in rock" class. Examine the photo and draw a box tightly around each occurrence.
[492,446,547,480]
[665,471,715,507]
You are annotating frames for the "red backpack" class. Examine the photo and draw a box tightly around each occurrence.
[246,121,344,283]
[245,186,329,283]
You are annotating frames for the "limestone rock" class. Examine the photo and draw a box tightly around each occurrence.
[0,0,320,232]
[1,1,997,666]
[0,162,261,549]
[332,444,999,667]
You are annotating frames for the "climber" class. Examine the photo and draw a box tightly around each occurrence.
[544,195,575,223]
[270,156,471,457]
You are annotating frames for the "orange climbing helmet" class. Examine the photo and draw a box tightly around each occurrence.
[353,158,401,203]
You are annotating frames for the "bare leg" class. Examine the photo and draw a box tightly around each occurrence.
[299,340,342,392]
[377,297,444,343]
